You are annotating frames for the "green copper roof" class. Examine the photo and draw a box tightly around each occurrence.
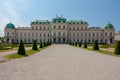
[105,22,114,29]
[52,17,67,23]
[31,20,50,24]
[6,22,15,29]
[68,20,88,24]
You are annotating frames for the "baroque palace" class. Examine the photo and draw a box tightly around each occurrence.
[4,16,115,44]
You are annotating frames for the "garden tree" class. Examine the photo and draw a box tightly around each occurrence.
[84,40,87,48]
[79,42,82,47]
[75,42,77,46]
[114,40,120,55]
[44,42,46,47]
[93,40,99,50]
[39,42,43,48]
[32,40,38,50]
[18,40,26,55]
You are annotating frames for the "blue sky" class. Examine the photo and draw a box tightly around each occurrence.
[0,0,120,37]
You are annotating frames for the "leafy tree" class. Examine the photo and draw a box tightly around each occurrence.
[114,40,120,55]
[32,40,38,50]
[93,40,99,50]
[18,40,26,55]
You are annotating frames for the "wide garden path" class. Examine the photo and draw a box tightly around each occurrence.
[0,44,120,80]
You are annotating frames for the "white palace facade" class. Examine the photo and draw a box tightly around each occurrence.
[4,16,115,44]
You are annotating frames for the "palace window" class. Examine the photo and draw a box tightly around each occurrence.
[54,26,56,29]
[63,26,65,29]
[44,27,46,30]
[93,33,94,37]
[40,27,41,30]
[44,34,46,37]
[58,26,61,29]
[89,33,91,37]
[39,33,41,37]
[105,33,107,36]
[110,32,112,36]
[58,32,61,36]
[77,33,79,37]
[63,32,65,36]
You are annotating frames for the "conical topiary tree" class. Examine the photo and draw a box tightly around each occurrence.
[32,40,38,50]
[84,40,87,48]
[79,42,82,47]
[39,42,43,48]
[114,40,120,55]
[18,40,26,55]
[93,40,99,50]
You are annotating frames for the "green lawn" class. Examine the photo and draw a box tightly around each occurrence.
[71,44,120,57]
[0,44,34,52]
[5,47,48,59]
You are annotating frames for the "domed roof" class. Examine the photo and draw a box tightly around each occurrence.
[6,22,15,29]
[104,22,114,29]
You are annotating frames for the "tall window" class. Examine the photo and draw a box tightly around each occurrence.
[77,33,79,37]
[54,26,56,29]
[58,32,61,36]
[58,26,61,29]
[63,26,65,29]
[44,27,46,30]
[93,33,94,37]
[105,33,107,36]
[63,32,65,36]
[44,34,46,37]
[40,27,41,30]
[110,32,112,36]
[89,33,91,37]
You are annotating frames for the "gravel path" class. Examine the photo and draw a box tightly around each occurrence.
[0,44,120,80]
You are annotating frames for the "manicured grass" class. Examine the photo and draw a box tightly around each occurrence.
[0,44,34,52]
[71,44,120,57]
[5,47,47,59]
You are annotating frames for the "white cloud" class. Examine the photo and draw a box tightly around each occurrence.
[0,0,28,37]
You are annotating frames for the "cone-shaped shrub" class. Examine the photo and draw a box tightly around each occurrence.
[93,40,99,50]
[18,40,26,55]
[39,42,43,48]
[84,40,87,48]
[75,42,77,46]
[32,40,38,50]
[114,40,120,55]
[43,42,46,47]
[79,42,82,47]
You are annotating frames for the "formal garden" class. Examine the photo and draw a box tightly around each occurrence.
[0,40,52,59]
[69,40,120,57]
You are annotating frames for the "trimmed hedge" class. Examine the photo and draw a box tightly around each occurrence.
[18,40,26,55]
[93,40,99,50]
[84,40,87,48]
[32,40,38,50]
[114,40,120,55]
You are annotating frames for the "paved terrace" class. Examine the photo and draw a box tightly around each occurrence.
[0,44,120,80]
